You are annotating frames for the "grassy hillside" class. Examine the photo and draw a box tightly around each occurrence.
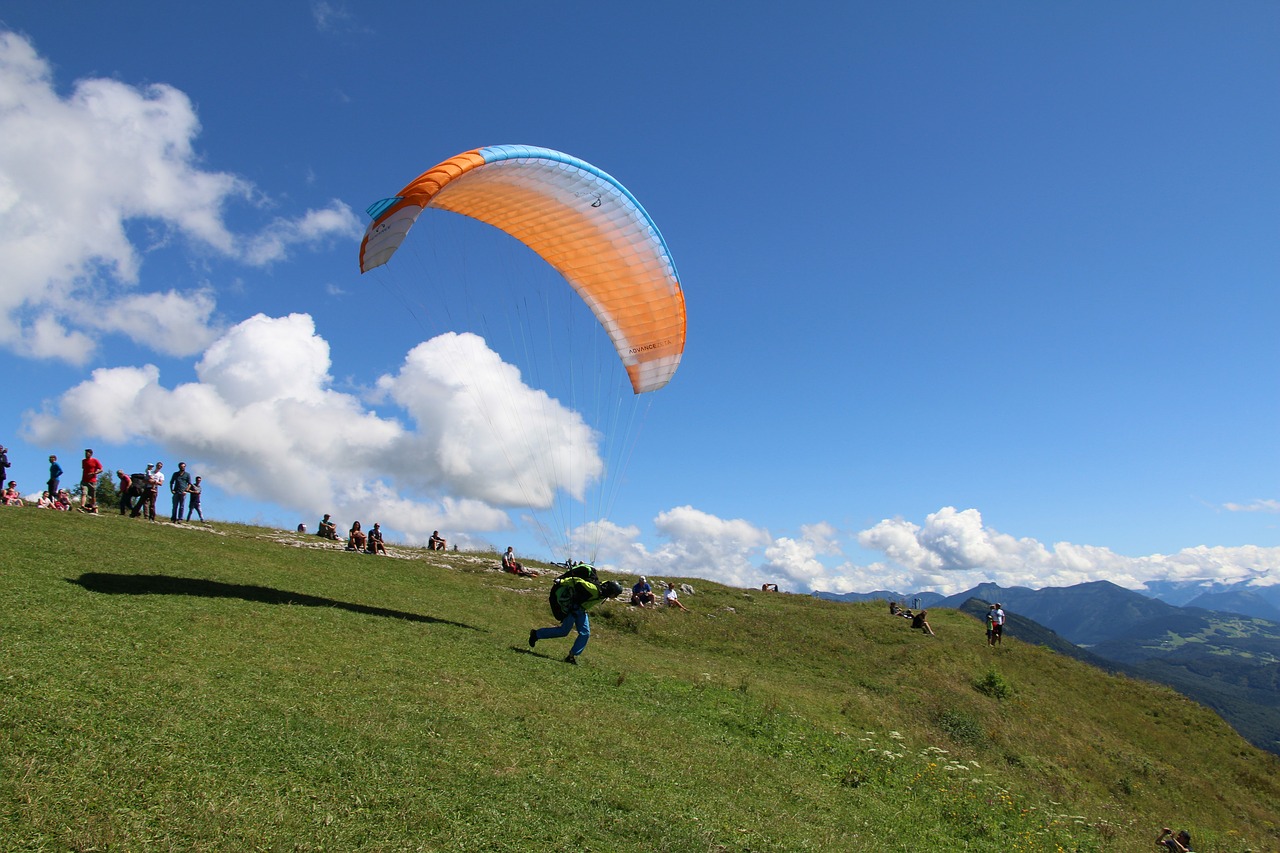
[2,510,1278,851]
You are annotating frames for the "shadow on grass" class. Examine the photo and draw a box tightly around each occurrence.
[510,647,577,664]
[68,572,481,631]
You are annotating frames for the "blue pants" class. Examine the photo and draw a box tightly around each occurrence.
[535,609,591,656]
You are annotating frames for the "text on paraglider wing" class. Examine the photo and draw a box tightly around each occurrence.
[628,339,673,355]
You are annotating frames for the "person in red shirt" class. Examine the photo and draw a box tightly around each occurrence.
[79,449,103,511]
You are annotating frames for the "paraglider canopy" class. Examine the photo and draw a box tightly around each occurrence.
[360,145,686,394]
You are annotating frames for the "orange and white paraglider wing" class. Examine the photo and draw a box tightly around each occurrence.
[360,145,685,393]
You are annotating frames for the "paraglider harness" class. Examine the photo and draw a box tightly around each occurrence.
[549,563,600,620]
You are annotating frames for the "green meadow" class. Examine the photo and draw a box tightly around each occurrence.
[2,509,1277,851]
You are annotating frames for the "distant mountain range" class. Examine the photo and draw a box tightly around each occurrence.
[815,579,1280,754]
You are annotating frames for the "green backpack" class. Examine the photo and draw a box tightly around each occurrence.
[549,564,600,620]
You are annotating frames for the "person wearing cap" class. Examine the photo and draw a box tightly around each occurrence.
[991,603,1006,645]
[631,575,655,607]
[1156,827,1194,852]
[529,572,624,665]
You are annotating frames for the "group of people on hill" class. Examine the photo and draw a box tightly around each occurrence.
[986,603,1006,645]
[527,565,696,664]
[886,599,1011,643]
[117,460,204,522]
[0,445,205,523]
[315,514,451,558]
[315,514,389,555]
[628,576,690,611]
[889,600,935,636]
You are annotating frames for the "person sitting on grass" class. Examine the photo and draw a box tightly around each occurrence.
[428,530,447,550]
[317,513,338,540]
[631,576,655,607]
[664,582,690,612]
[366,523,387,555]
[347,521,367,552]
[3,481,23,506]
[1156,827,1194,852]
[54,489,73,511]
[911,609,936,636]
[502,546,538,577]
[36,491,55,509]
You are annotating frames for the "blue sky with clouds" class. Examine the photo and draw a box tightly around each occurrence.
[0,1,1276,595]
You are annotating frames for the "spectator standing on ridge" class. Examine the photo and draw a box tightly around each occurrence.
[47,455,63,497]
[128,467,151,517]
[1156,827,1194,852]
[144,462,164,521]
[169,462,191,523]
[186,476,204,521]
[528,570,624,664]
[79,449,103,511]
[116,470,133,515]
[0,445,9,486]
[992,603,1005,645]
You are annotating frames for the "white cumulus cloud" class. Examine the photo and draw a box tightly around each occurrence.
[0,30,361,363]
[582,505,1280,598]
[21,313,600,544]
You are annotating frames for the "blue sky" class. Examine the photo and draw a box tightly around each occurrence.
[0,1,1276,595]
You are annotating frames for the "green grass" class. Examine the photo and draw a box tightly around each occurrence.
[2,509,1278,851]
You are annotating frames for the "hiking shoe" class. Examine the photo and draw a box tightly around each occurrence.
[528,629,538,649]
[564,654,577,665]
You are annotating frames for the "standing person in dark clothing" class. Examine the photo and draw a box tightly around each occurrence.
[186,476,204,521]
[116,470,134,515]
[169,462,191,523]
[47,454,63,497]
[0,445,9,486]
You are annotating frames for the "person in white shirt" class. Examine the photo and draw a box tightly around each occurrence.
[992,604,1006,644]
[145,461,165,521]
